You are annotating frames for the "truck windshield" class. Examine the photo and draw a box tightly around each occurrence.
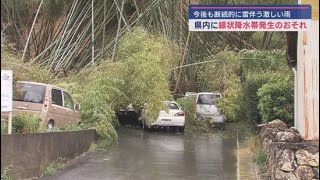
[13,83,46,104]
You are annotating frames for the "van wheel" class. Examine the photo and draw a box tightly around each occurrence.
[47,120,54,130]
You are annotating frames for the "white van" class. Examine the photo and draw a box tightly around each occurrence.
[195,92,225,123]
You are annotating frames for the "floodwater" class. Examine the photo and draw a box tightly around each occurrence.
[39,127,256,180]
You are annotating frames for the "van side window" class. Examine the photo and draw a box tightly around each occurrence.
[63,92,74,110]
[52,89,63,106]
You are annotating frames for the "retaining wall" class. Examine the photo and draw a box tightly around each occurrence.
[1,130,96,179]
[260,120,319,180]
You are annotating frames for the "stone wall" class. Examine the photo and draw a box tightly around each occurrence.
[260,120,319,180]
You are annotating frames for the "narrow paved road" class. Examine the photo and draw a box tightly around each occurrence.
[40,128,255,180]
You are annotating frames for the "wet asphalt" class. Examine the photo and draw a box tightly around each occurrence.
[39,127,255,180]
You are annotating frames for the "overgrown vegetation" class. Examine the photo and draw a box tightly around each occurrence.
[7,112,84,134]
[177,97,211,133]
[12,113,41,134]
[243,73,271,125]
[252,148,268,165]
[1,44,54,84]
[258,76,294,126]
[1,121,8,134]
[200,50,294,126]
[1,165,13,180]
[58,27,179,144]
[42,158,65,176]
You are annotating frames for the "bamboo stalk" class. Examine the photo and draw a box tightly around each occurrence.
[21,0,44,62]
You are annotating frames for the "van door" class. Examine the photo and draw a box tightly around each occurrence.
[49,89,66,127]
[62,91,77,125]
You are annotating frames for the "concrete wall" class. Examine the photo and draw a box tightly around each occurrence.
[1,130,96,179]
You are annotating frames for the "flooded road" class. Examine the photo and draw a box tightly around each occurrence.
[40,128,256,180]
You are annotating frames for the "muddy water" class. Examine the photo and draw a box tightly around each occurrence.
[40,128,256,180]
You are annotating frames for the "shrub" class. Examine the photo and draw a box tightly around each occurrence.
[257,76,294,125]
[216,74,246,122]
[12,113,41,133]
[243,73,272,125]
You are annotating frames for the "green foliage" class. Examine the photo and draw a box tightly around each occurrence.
[240,50,292,124]
[217,74,246,122]
[1,44,54,84]
[1,165,13,180]
[78,77,120,143]
[117,27,177,121]
[1,121,8,134]
[257,76,294,125]
[177,97,210,133]
[200,49,293,126]
[42,158,65,176]
[199,50,241,92]
[240,49,290,77]
[57,27,178,143]
[199,50,245,122]
[243,72,294,125]
[12,113,41,133]
[252,148,267,165]
[61,123,82,131]
[243,73,273,124]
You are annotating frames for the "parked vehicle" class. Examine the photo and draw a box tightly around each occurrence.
[12,81,81,129]
[184,92,198,99]
[141,101,185,132]
[117,103,142,127]
[195,92,225,124]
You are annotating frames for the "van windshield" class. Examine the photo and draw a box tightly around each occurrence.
[197,94,216,105]
[13,83,46,104]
